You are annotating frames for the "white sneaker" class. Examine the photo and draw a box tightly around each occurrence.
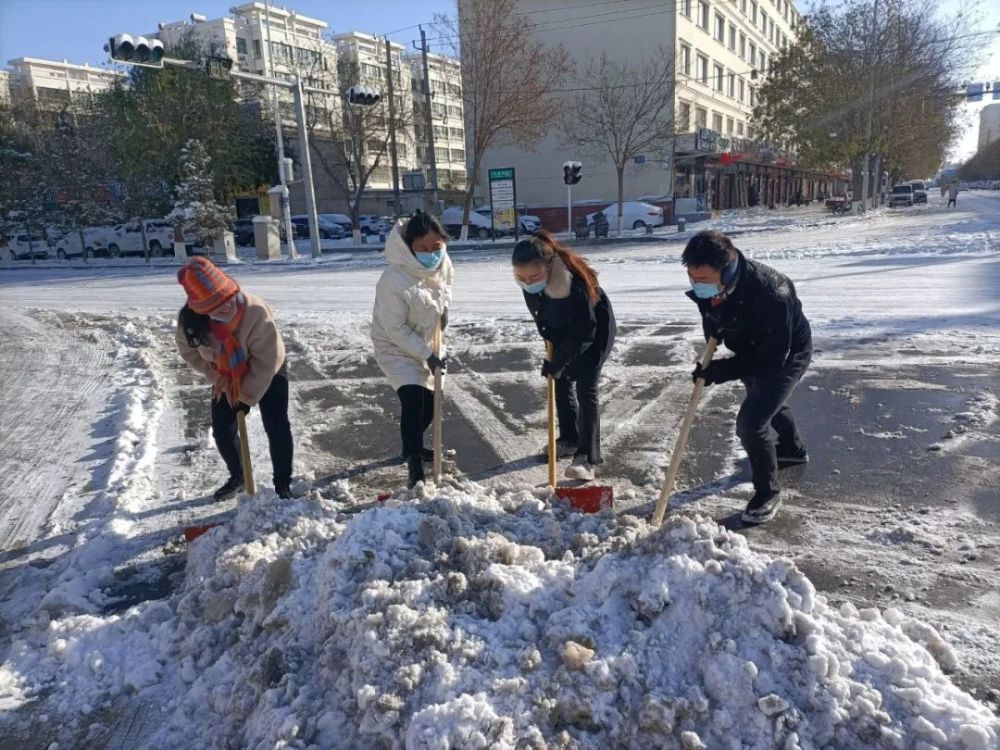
[564,456,595,481]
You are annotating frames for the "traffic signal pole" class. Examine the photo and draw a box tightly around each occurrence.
[567,185,572,238]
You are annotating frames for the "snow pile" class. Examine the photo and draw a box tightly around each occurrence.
[3,481,998,749]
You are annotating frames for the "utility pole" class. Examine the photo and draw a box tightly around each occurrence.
[292,75,321,258]
[385,36,402,219]
[415,26,440,212]
[264,0,297,258]
[861,0,879,212]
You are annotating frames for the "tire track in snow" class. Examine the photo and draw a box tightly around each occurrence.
[0,310,111,552]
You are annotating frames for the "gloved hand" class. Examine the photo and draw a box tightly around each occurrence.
[541,360,562,380]
[427,353,447,373]
[692,362,720,385]
[235,401,252,413]
[440,307,449,331]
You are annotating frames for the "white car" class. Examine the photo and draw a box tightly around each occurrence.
[54,228,110,259]
[140,220,204,256]
[5,231,49,260]
[517,214,541,234]
[318,213,354,233]
[440,207,495,240]
[358,215,391,236]
[586,201,665,231]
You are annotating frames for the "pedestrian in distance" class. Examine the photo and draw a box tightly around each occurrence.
[371,210,454,489]
[683,230,812,524]
[947,182,959,208]
[176,257,294,500]
[512,230,616,481]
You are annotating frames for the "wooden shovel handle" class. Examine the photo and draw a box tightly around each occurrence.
[432,324,444,484]
[651,337,718,526]
[237,410,255,495]
[546,341,557,488]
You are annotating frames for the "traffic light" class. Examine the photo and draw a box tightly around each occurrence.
[344,86,381,107]
[106,33,164,68]
[563,161,582,185]
[206,56,233,80]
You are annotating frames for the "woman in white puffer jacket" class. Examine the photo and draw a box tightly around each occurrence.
[371,211,454,487]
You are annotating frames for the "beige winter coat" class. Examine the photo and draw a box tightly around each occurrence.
[175,291,286,406]
[371,223,454,390]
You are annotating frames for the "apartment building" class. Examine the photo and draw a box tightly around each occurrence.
[469,0,837,221]
[979,103,1000,152]
[0,71,10,105]
[408,51,467,193]
[5,57,123,107]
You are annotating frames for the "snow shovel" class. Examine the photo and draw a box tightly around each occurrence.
[651,337,718,526]
[546,341,614,514]
[432,323,444,485]
[184,409,256,542]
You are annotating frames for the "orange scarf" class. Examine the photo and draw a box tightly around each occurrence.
[210,303,249,406]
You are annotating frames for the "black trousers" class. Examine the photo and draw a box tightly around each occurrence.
[947,198,956,207]
[211,367,293,488]
[555,356,604,465]
[397,385,434,458]
[735,351,811,496]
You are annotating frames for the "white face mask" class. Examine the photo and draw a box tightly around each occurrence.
[209,298,238,322]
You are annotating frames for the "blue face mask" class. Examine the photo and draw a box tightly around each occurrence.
[416,250,444,269]
[690,281,722,299]
[518,279,548,295]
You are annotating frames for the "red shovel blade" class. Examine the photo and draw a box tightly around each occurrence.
[554,486,614,514]
[183,522,222,542]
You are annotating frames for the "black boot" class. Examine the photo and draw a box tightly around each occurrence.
[213,476,245,501]
[407,455,425,488]
[741,491,783,525]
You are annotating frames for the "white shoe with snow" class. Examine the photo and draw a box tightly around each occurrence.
[564,456,595,481]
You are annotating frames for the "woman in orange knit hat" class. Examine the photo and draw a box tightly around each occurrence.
[176,257,294,500]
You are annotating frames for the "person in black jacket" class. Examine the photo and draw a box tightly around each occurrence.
[512,230,616,480]
[683,230,812,524]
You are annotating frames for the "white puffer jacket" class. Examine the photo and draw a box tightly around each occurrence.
[371,223,454,390]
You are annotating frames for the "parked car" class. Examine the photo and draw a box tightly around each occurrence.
[440,207,507,240]
[233,218,256,247]
[5,231,49,260]
[317,213,354,233]
[888,184,915,208]
[291,215,346,240]
[474,207,516,236]
[907,181,928,204]
[358,215,391,236]
[54,228,109,259]
[585,201,664,231]
[131,220,205,256]
[518,214,541,234]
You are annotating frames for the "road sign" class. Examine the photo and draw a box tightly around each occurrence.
[488,167,517,240]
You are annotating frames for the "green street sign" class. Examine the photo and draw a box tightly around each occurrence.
[488,168,514,181]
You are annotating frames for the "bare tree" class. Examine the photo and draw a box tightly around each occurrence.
[301,37,414,242]
[438,0,572,240]
[560,49,676,235]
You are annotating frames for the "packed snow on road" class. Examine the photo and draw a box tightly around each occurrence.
[1,195,998,748]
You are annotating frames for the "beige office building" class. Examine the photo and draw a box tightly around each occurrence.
[978,102,1000,152]
[470,0,839,222]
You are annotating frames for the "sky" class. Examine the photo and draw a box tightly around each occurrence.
[0,0,997,161]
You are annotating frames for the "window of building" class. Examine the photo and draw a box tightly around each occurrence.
[434,124,448,139]
[759,51,766,73]
[697,54,709,84]
[677,100,691,131]
[749,42,757,66]
[739,32,746,59]
[712,112,723,132]
[236,38,248,55]
[729,24,737,50]
[695,106,708,128]
[450,126,464,140]
[698,1,709,30]
[728,71,735,98]
[252,39,262,57]
[737,121,745,135]
[715,13,725,42]
[751,1,758,24]
[747,125,753,139]
[447,104,462,118]
[761,11,768,35]
[738,77,745,102]
[741,0,747,13]
[451,148,465,161]
[681,0,692,18]
[749,85,756,107]
[714,64,724,91]
[726,117,734,134]
[680,43,691,77]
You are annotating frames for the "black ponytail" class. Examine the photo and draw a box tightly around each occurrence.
[402,209,448,248]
